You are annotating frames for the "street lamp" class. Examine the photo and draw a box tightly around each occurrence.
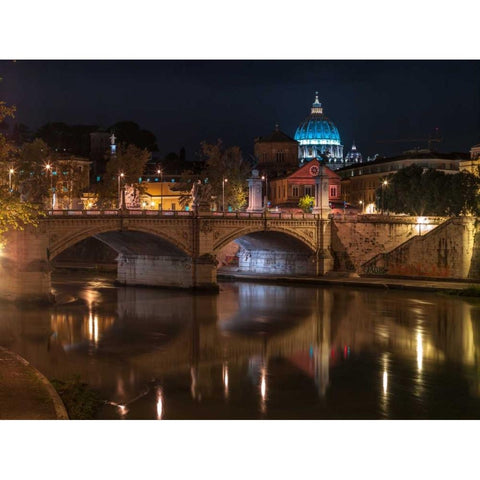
[359,200,363,214]
[381,179,388,215]
[8,168,14,192]
[261,174,268,211]
[222,177,228,213]
[118,172,124,209]
[157,168,163,212]
[44,163,54,209]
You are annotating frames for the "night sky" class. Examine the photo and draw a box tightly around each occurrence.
[1,60,479,160]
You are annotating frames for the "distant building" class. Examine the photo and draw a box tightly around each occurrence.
[139,174,192,211]
[344,141,363,167]
[337,150,469,210]
[268,159,342,208]
[51,153,91,209]
[254,124,299,177]
[459,144,480,175]
[294,93,344,168]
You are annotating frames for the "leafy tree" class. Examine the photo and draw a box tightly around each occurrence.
[16,138,52,204]
[0,82,43,247]
[298,194,314,213]
[198,140,251,211]
[377,164,480,216]
[93,143,151,208]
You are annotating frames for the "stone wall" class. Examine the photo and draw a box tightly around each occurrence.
[117,254,194,288]
[361,217,477,279]
[237,248,316,275]
[331,215,447,272]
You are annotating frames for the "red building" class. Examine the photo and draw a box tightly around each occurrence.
[268,159,341,209]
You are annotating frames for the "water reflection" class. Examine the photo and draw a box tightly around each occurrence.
[2,273,480,418]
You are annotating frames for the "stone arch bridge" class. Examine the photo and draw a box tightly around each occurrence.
[0,209,332,302]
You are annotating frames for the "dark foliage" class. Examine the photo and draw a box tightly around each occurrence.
[376,165,480,216]
[51,376,103,420]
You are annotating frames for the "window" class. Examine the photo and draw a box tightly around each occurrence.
[304,186,312,196]
[292,185,299,197]
[276,151,285,163]
[330,186,337,198]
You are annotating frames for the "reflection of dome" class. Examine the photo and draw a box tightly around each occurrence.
[294,92,344,167]
[344,141,363,166]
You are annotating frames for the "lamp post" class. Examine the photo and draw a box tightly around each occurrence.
[222,177,228,213]
[381,179,388,215]
[45,163,54,209]
[359,200,363,214]
[157,169,163,212]
[8,168,14,192]
[118,172,124,209]
[261,174,268,211]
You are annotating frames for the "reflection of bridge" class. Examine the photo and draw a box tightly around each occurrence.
[0,210,332,302]
[3,283,480,412]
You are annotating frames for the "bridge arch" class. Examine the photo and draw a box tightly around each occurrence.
[214,228,317,276]
[49,225,192,260]
[213,226,316,254]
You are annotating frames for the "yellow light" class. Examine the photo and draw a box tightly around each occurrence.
[417,331,423,372]
[9,168,14,174]
[383,180,388,186]
[383,370,388,394]
[156,388,164,420]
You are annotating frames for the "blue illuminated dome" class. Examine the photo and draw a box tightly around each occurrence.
[294,93,344,168]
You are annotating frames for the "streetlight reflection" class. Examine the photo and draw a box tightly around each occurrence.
[222,363,229,399]
[417,331,423,372]
[260,366,267,414]
[156,388,164,420]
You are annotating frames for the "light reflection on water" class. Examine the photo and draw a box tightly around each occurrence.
[2,273,480,419]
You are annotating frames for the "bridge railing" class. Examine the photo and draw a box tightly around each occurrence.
[45,209,321,220]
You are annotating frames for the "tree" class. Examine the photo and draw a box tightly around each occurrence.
[198,140,252,211]
[377,165,480,216]
[298,194,314,213]
[0,81,43,247]
[93,143,151,208]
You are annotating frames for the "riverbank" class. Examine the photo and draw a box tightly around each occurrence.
[218,271,480,294]
[0,347,68,420]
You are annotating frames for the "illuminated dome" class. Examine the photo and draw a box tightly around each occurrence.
[344,141,363,167]
[294,92,344,168]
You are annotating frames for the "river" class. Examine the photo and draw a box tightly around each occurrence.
[1,271,480,419]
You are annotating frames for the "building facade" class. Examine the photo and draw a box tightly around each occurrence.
[459,143,480,174]
[254,124,299,177]
[337,150,469,211]
[268,159,341,208]
[294,93,344,168]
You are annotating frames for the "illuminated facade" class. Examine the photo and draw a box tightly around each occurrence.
[459,143,480,175]
[268,159,341,208]
[294,93,343,168]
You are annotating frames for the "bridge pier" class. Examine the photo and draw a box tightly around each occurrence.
[0,229,53,303]
[116,253,218,291]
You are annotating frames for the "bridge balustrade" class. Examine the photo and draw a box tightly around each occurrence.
[45,209,321,220]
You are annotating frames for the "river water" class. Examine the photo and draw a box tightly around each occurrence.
[1,272,480,419]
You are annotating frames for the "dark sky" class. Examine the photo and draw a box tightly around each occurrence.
[1,60,479,160]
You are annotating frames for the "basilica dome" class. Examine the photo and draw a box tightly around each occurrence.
[294,93,344,168]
